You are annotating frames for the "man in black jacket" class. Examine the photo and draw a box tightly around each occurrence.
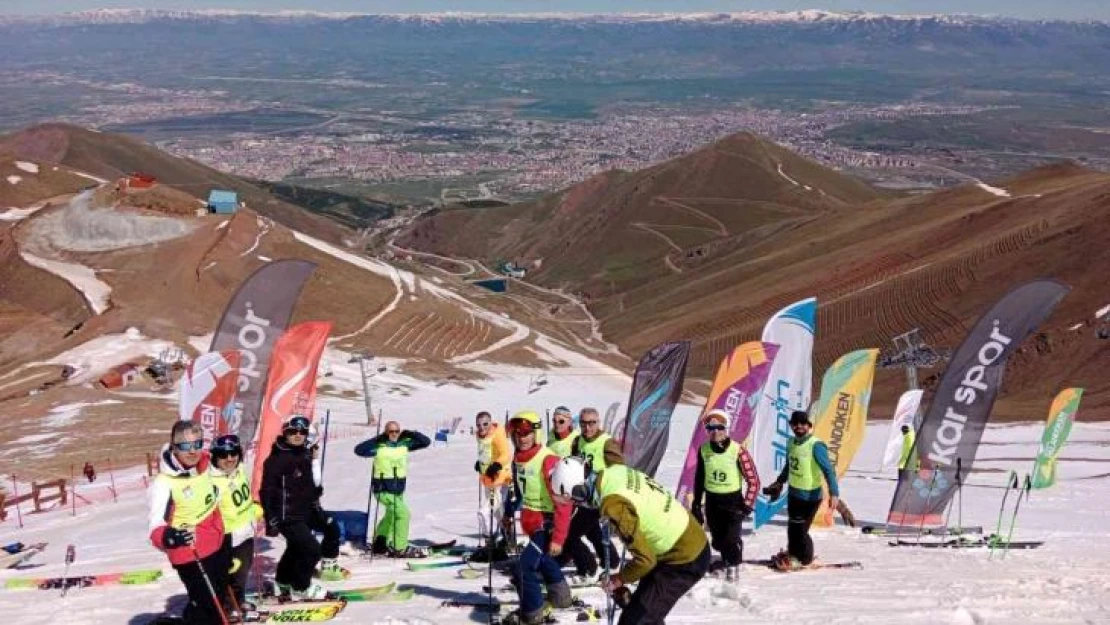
[260,414,342,600]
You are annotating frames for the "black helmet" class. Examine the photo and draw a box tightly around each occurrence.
[789,410,811,426]
[211,434,242,459]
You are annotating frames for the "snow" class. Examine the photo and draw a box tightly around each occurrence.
[6,175,21,185]
[1,329,1109,623]
[0,207,42,221]
[976,182,1011,197]
[1096,303,1110,319]
[257,254,272,262]
[14,161,39,174]
[1068,322,1083,331]
[216,219,230,230]
[239,217,272,257]
[19,251,112,314]
[42,400,123,428]
[27,191,196,252]
[70,170,107,184]
[776,162,800,187]
[43,328,174,384]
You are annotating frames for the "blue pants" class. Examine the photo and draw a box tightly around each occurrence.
[515,529,565,615]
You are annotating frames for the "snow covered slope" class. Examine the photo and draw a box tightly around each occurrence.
[1,345,1108,624]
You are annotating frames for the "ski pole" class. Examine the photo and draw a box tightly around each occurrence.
[319,409,332,478]
[366,408,384,559]
[60,544,75,598]
[192,547,231,625]
[601,521,614,625]
[487,489,496,625]
[1001,474,1032,560]
[989,472,1019,560]
[914,468,941,543]
[943,458,962,533]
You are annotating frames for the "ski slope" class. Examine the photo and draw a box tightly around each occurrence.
[1,347,1108,624]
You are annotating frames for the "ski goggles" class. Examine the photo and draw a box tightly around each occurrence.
[283,416,311,434]
[211,435,242,456]
[704,424,726,432]
[171,439,204,452]
[508,419,538,436]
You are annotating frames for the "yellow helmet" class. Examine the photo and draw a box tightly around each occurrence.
[508,410,541,434]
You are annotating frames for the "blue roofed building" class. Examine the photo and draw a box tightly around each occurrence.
[207,190,239,214]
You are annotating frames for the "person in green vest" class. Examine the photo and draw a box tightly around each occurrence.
[209,434,264,616]
[546,406,579,459]
[354,420,431,558]
[551,457,710,625]
[898,424,919,470]
[565,407,622,581]
[761,410,839,570]
[690,409,760,582]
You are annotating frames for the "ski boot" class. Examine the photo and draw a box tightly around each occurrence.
[318,558,346,582]
[391,545,428,559]
[566,570,599,587]
[267,579,293,599]
[290,581,329,601]
[502,604,553,625]
[725,565,740,582]
[546,580,573,609]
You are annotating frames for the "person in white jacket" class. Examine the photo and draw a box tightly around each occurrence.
[209,434,263,614]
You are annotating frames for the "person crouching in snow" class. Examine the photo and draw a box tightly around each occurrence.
[209,434,263,616]
[502,410,574,625]
[148,420,231,624]
[260,414,342,600]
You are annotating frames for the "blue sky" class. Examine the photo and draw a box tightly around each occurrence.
[2,1,1107,20]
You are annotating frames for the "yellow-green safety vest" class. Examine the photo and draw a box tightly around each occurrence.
[699,441,743,494]
[577,433,612,472]
[374,445,409,479]
[788,436,823,491]
[157,471,218,528]
[212,467,257,534]
[477,434,494,469]
[515,446,555,513]
[898,430,918,470]
[547,430,580,458]
[597,465,687,555]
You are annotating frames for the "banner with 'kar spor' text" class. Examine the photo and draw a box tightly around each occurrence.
[209,259,317,446]
[887,280,1069,526]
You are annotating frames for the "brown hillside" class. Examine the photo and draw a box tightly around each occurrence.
[0,157,93,208]
[401,134,1110,421]
[0,123,349,244]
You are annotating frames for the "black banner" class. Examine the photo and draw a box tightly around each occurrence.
[620,341,690,478]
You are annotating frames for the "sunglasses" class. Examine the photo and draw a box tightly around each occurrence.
[580,420,598,426]
[172,439,204,452]
[509,422,536,436]
[477,421,491,428]
[554,418,569,425]
[284,427,310,436]
[704,424,726,432]
[386,429,401,435]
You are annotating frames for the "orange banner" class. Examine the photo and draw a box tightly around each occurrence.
[250,321,332,499]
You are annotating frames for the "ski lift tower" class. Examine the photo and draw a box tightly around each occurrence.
[878,329,950,427]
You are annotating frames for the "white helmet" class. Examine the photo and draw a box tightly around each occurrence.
[550,457,595,505]
[702,409,730,428]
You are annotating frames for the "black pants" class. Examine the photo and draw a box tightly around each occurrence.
[787,496,822,565]
[564,506,620,575]
[276,508,341,591]
[705,501,744,566]
[619,543,710,625]
[228,539,255,607]
[172,536,231,625]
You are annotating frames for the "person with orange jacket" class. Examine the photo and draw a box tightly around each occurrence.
[147,420,231,624]
[474,411,512,547]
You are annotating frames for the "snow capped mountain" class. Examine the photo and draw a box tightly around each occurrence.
[0,9,1088,27]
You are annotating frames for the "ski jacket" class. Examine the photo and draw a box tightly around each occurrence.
[476,423,512,487]
[147,445,226,565]
[692,438,760,512]
[210,463,263,547]
[774,433,839,502]
[354,430,431,495]
[508,443,571,549]
[546,429,579,458]
[260,439,320,525]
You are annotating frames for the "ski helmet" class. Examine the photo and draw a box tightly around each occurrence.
[702,409,730,428]
[211,434,242,459]
[550,456,596,505]
[283,414,311,433]
[508,410,541,435]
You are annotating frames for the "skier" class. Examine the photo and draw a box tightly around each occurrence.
[474,411,512,555]
[565,407,621,582]
[546,406,579,458]
[209,434,262,616]
[551,457,710,625]
[354,420,431,557]
[147,421,231,624]
[260,414,342,601]
[503,410,574,625]
[690,409,760,582]
[898,424,918,470]
[761,410,840,570]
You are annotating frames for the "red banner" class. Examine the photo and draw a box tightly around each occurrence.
[250,321,332,498]
[179,350,242,446]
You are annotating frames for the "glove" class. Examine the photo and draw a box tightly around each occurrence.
[762,482,784,500]
[474,460,482,474]
[266,518,281,538]
[162,527,194,549]
[691,504,704,526]
[739,504,753,521]
[251,503,265,521]
[484,462,503,480]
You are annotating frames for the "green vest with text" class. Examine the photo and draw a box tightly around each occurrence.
[213,467,255,534]
[158,471,218,529]
[788,436,823,491]
[547,430,580,459]
[597,465,687,555]
[516,447,555,513]
[699,441,743,494]
[578,433,612,472]
[374,445,409,480]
